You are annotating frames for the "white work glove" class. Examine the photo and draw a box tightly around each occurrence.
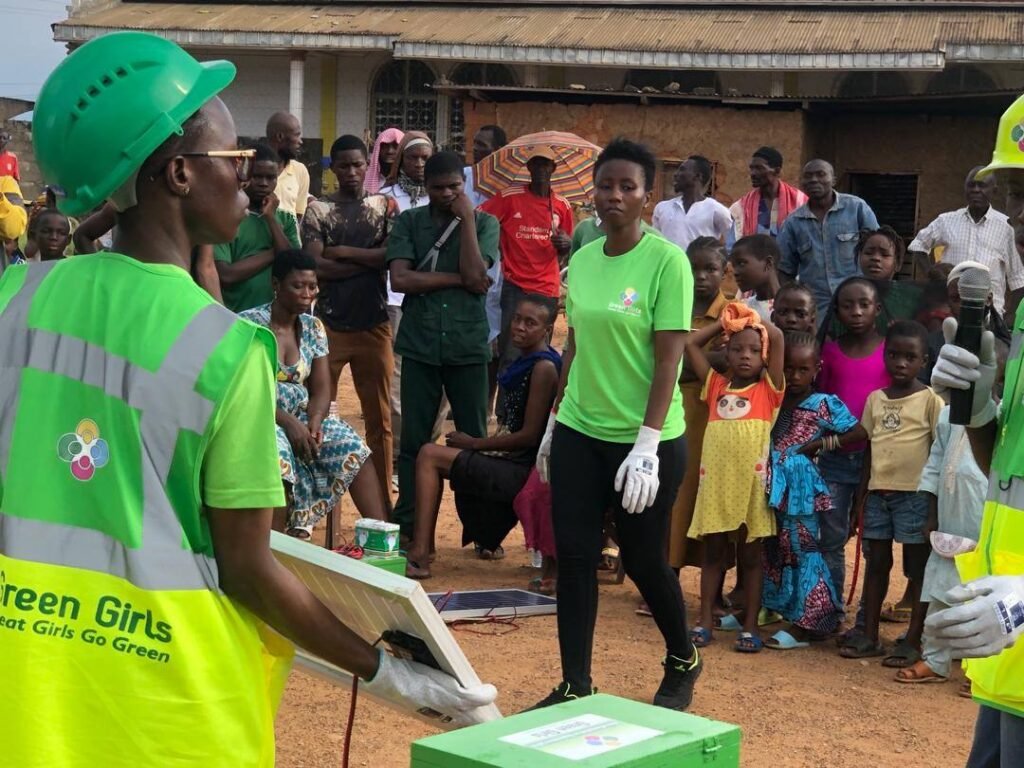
[536,411,558,484]
[931,316,998,428]
[614,426,661,515]
[925,575,1024,659]
[362,649,498,726]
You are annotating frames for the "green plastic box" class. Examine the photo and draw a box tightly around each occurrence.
[363,553,406,576]
[411,694,740,767]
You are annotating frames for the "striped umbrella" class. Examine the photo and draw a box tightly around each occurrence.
[473,131,602,204]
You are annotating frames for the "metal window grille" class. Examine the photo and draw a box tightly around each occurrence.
[372,60,438,140]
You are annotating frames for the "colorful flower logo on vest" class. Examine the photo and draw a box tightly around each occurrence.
[620,287,639,307]
[57,419,110,481]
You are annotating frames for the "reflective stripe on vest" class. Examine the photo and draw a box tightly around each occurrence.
[0,261,237,591]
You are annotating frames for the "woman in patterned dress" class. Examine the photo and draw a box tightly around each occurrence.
[762,332,867,647]
[242,249,388,537]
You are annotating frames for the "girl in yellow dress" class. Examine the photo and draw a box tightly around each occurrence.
[685,301,785,652]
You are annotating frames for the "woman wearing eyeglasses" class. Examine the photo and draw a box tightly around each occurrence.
[0,33,496,766]
[213,141,302,313]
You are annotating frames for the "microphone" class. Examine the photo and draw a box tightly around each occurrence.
[949,266,992,425]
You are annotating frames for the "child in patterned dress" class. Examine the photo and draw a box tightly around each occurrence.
[762,332,867,648]
[685,301,785,653]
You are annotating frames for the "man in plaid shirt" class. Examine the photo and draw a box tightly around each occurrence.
[909,166,1024,316]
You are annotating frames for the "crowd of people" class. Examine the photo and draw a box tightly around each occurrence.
[6,91,1018,680]
[6,29,1024,767]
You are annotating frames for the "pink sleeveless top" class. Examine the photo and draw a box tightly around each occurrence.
[817,338,890,452]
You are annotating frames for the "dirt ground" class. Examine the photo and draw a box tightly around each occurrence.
[274,319,976,768]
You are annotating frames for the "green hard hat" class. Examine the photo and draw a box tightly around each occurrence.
[33,31,235,216]
[977,92,1024,179]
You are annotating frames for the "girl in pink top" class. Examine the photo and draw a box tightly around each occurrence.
[815,277,890,613]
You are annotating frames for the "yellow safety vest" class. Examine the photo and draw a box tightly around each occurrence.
[0,256,293,766]
[956,318,1024,716]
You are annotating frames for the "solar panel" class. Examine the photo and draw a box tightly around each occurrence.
[270,531,503,728]
[429,589,558,620]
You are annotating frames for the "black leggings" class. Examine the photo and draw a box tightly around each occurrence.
[550,424,692,690]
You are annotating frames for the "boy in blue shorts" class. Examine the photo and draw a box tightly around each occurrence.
[843,320,943,664]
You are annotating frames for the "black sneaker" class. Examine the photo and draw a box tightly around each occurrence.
[653,649,703,710]
[524,681,596,712]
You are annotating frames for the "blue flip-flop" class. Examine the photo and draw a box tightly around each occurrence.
[690,626,713,648]
[765,629,811,650]
[714,614,742,632]
[735,631,764,653]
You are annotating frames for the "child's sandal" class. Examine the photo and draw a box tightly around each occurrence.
[690,626,712,648]
[735,631,764,653]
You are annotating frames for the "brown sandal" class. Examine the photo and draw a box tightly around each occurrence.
[895,660,947,684]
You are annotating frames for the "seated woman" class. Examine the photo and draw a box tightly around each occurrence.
[405,296,561,578]
[241,250,388,537]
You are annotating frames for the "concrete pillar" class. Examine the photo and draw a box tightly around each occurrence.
[289,54,306,127]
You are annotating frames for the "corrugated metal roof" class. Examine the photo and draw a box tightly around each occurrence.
[56,3,1024,69]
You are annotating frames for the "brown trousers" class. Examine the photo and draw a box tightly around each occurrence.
[325,321,395,506]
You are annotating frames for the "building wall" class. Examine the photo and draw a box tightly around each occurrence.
[2,120,40,198]
[810,112,1000,227]
[464,100,807,207]
[198,51,322,140]
[336,51,390,142]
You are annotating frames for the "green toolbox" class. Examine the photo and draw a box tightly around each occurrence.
[410,694,740,767]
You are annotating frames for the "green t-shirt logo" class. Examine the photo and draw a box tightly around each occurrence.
[57,418,110,482]
[610,287,642,317]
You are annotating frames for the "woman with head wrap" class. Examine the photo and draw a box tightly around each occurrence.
[379,131,434,212]
[365,126,404,195]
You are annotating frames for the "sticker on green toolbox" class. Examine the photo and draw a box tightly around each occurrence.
[500,714,663,761]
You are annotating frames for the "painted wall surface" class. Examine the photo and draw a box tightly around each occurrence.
[811,112,1001,227]
[2,120,39,198]
[199,51,322,140]
[464,100,807,207]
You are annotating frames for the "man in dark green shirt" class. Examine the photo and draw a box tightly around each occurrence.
[387,151,499,538]
[215,142,301,312]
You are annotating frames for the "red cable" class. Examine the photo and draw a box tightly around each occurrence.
[341,674,358,768]
[846,502,864,607]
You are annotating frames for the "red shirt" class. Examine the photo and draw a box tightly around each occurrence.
[0,151,19,181]
[481,186,574,297]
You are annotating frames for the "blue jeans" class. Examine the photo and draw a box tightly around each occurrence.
[863,490,929,544]
[819,450,864,606]
[966,706,1024,768]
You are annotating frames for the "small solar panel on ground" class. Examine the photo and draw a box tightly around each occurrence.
[428,589,558,620]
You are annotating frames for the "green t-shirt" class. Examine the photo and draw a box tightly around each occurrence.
[571,217,661,255]
[558,233,693,443]
[214,210,300,313]
[202,341,286,509]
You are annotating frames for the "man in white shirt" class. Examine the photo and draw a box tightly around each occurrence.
[652,155,731,252]
[266,111,310,221]
[909,166,1024,315]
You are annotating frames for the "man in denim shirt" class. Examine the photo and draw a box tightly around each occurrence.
[778,159,879,323]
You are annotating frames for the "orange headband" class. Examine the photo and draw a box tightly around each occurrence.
[720,301,769,361]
